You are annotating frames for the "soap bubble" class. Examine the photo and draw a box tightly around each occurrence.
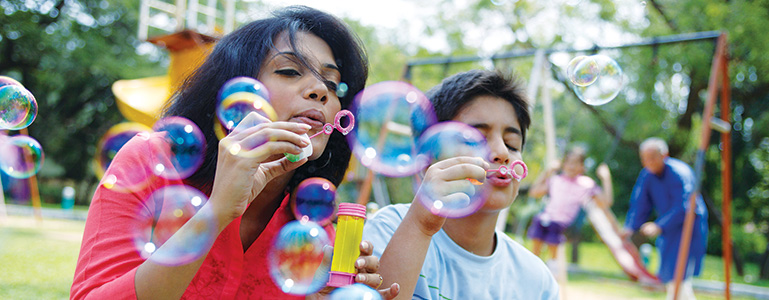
[571,55,624,106]
[133,184,216,266]
[567,56,599,87]
[151,117,206,180]
[291,178,337,226]
[415,122,490,218]
[0,85,37,130]
[269,219,331,295]
[347,81,437,177]
[329,283,383,300]
[217,77,275,131]
[0,135,44,179]
[94,122,152,178]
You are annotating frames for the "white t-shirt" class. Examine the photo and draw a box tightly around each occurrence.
[363,204,560,300]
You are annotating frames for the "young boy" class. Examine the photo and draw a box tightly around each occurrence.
[363,70,559,299]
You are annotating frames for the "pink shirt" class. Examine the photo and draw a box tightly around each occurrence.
[542,174,601,225]
[71,133,335,299]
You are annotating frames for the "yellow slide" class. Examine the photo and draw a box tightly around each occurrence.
[112,30,217,127]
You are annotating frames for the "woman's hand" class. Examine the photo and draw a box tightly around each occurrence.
[208,112,311,229]
[308,241,400,300]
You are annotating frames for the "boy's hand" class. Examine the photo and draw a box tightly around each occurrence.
[412,156,489,235]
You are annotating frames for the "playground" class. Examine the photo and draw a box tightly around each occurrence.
[2,0,769,299]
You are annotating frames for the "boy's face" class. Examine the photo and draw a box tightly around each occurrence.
[452,95,523,213]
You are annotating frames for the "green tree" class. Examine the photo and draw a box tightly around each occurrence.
[0,0,166,203]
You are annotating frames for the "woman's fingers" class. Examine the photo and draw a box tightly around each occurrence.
[355,273,384,289]
[378,283,400,300]
[355,255,380,274]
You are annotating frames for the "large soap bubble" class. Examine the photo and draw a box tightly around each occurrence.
[347,81,437,177]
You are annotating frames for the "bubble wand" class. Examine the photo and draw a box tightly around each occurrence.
[468,160,528,185]
[286,110,355,162]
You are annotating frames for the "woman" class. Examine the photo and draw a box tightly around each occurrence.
[72,6,397,299]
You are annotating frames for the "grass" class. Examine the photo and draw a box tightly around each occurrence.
[516,236,768,299]
[0,215,84,299]
[1,213,767,299]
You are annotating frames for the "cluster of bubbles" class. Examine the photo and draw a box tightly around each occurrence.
[0,76,43,179]
[566,54,624,106]
[91,75,537,295]
[347,81,527,218]
[93,115,207,263]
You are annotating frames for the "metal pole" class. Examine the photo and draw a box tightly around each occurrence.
[719,45,733,300]
[671,32,727,300]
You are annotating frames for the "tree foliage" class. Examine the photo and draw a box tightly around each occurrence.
[0,0,166,202]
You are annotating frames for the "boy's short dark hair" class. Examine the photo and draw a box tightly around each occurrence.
[425,69,531,146]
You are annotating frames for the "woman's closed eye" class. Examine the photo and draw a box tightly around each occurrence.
[275,68,301,76]
[323,80,338,91]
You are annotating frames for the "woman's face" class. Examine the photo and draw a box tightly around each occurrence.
[257,31,342,160]
[452,95,523,213]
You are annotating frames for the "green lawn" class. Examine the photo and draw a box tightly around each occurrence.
[1,213,767,299]
[0,215,84,299]
[518,236,768,299]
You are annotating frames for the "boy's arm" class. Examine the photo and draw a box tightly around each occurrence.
[377,156,488,299]
[378,202,445,299]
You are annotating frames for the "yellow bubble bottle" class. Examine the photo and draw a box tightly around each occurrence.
[327,203,367,287]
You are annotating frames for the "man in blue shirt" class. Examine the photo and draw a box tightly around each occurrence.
[624,137,708,300]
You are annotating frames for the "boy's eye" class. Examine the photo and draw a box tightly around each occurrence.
[276,69,300,76]
[507,145,519,152]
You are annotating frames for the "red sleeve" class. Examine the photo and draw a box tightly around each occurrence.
[71,133,181,299]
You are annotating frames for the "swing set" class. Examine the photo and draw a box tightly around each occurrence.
[393,30,734,300]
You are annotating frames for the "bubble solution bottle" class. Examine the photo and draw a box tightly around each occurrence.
[327,203,367,287]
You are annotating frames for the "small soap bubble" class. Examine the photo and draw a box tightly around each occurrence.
[133,185,216,266]
[94,122,152,178]
[269,220,330,295]
[218,76,269,104]
[291,178,337,226]
[0,85,37,130]
[572,54,624,106]
[336,82,349,98]
[347,81,437,177]
[329,283,383,300]
[151,117,206,180]
[0,135,44,179]
[567,56,599,87]
[217,77,275,131]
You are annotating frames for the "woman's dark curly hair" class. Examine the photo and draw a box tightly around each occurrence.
[163,5,368,194]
